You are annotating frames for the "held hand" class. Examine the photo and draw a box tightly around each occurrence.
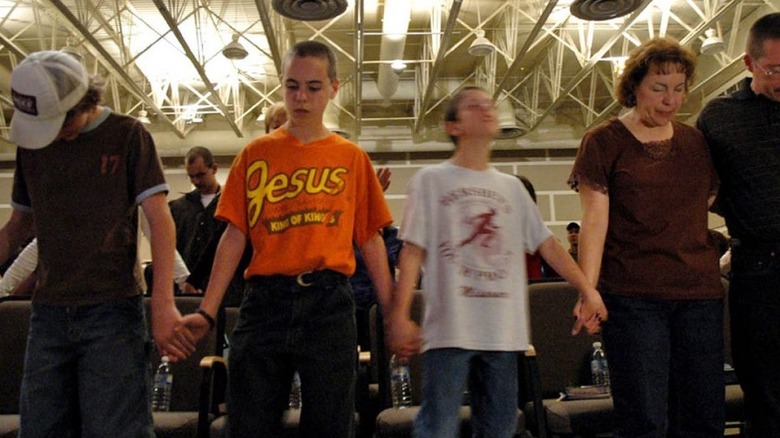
[571,293,608,336]
[152,303,196,362]
[181,312,212,343]
[386,316,422,362]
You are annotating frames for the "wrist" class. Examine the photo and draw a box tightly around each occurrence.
[196,308,216,330]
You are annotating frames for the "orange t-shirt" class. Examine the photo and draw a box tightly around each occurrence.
[217,128,393,277]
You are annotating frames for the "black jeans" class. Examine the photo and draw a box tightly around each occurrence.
[227,271,356,438]
[730,243,780,437]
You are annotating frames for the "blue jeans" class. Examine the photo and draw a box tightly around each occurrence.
[227,271,356,438]
[730,244,780,437]
[413,348,518,438]
[601,294,724,438]
[19,295,154,438]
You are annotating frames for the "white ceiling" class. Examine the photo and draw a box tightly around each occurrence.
[0,0,775,157]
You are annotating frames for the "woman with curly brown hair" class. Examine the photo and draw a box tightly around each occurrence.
[569,37,724,437]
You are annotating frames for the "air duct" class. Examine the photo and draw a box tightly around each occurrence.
[376,1,413,100]
[570,0,644,21]
[272,0,348,21]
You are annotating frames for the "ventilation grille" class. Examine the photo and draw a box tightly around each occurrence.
[570,0,644,21]
[272,0,348,21]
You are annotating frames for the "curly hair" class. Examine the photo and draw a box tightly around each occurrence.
[68,75,105,114]
[615,37,696,108]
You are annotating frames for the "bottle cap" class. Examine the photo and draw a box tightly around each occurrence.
[593,341,602,348]
[161,355,170,363]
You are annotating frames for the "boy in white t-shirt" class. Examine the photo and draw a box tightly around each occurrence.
[387,86,606,437]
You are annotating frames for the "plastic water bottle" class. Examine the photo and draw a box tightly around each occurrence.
[390,354,412,409]
[590,341,610,387]
[152,356,173,412]
[288,371,302,409]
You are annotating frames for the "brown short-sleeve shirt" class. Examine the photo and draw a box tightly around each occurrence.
[569,118,722,300]
[12,111,168,306]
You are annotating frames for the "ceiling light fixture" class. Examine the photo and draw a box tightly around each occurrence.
[700,29,725,55]
[137,109,151,125]
[494,97,527,139]
[222,34,248,60]
[469,30,496,57]
[61,37,84,62]
[390,60,407,75]
[469,2,495,57]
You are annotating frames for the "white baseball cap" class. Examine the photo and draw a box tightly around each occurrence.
[10,51,89,150]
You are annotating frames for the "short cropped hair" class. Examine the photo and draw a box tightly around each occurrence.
[746,13,780,60]
[615,37,696,108]
[283,40,338,82]
[185,146,215,167]
[443,86,486,145]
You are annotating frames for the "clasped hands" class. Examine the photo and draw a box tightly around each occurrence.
[571,293,608,336]
[385,314,423,363]
[152,304,214,363]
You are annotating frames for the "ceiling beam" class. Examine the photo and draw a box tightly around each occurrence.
[46,0,187,138]
[253,0,283,76]
[585,0,745,131]
[151,0,243,137]
[0,31,27,59]
[413,0,463,134]
[493,0,559,100]
[526,0,653,133]
[353,0,364,135]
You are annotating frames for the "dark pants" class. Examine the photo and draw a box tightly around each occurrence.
[227,271,356,438]
[19,295,154,438]
[730,244,780,437]
[602,294,724,438]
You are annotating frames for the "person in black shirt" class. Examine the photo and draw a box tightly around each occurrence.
[697,12,780,437]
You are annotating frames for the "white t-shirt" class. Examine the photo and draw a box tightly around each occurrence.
[400,162,552,352]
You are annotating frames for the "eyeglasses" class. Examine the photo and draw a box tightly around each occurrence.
[756,64,780,79]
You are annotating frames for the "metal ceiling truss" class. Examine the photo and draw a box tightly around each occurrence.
[0,0,774,152]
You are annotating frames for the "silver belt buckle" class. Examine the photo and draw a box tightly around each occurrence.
[296,271,314,287]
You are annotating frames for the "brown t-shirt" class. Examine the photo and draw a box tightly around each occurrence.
[569,118,722,300]
[12,110,168,306]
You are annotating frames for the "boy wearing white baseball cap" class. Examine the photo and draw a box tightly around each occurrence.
[0,50,194,437]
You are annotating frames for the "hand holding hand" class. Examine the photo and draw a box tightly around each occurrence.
[181,312,213,343]
[152,303,197,362]
[386,316,422,362]
[571,292,607,336]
